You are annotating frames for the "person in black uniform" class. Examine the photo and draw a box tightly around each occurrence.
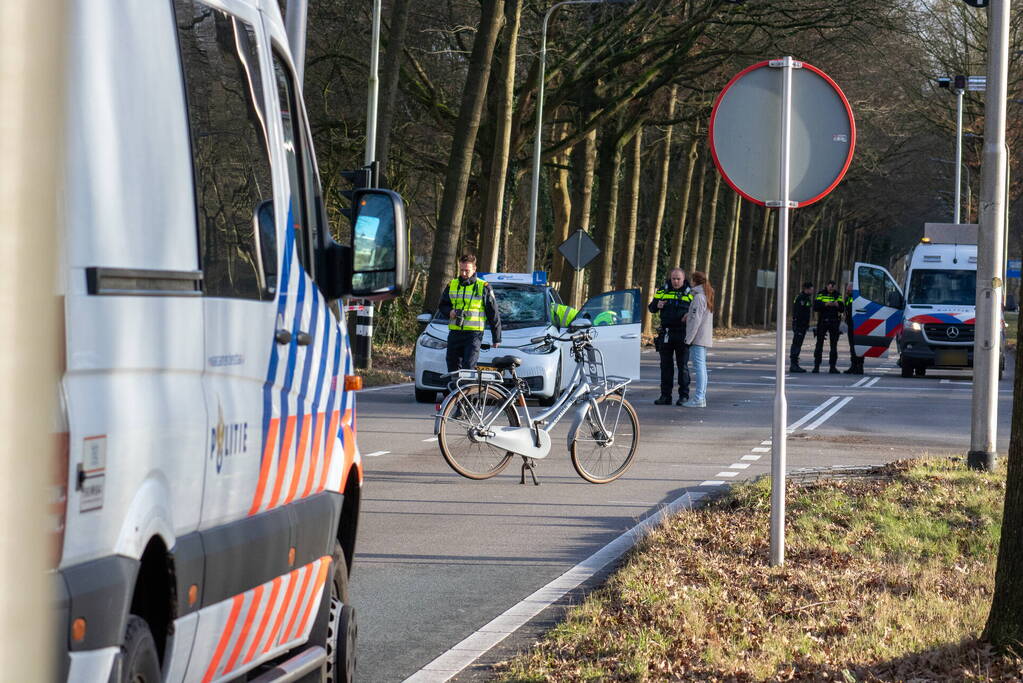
[842,282,864,374]
[648,268,693,405]
[436,253,501,373]
[789,281,814,373]
[812,280,844,373]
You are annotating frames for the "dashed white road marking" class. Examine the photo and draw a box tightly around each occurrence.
[741,455,761,461]
[365,450,390,457]
[700,480,726,486]
[863,377,880,388]
[729,463,751,470]
[422,437,438,442]
[786,396,840,431]
[716,471,739,478]
[751,446,770,453]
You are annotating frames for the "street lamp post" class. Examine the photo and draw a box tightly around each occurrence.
[938,75,985,223]
[526,0,631,274]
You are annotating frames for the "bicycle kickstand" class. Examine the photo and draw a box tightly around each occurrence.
[520,457,540,486]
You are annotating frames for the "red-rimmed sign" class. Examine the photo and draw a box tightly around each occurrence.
[709,60,855,207]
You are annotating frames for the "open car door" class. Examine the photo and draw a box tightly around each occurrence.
[575,288,642,380]
[851,262,905,357]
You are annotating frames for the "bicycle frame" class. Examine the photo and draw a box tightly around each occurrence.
[434,342,631,460]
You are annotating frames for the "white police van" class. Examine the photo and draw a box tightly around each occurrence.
[54,1,406,681]
[851,224,1003,378]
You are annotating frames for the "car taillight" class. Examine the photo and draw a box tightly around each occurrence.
[51,431,68,569]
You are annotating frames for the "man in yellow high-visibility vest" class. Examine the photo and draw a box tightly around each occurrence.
[436,254,501,373]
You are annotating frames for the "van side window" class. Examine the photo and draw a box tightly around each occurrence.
[271,52,313,276]
[175,2,276,300]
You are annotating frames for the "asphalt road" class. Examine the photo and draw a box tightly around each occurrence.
[349,333,1014,682]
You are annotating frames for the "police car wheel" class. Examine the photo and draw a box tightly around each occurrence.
[121,615,160,683]
[415,388,436,403]
[324,543,356,683]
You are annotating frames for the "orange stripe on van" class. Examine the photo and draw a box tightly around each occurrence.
[293,556,332,641]
[223,585,263,674]
[285,414,312,504]
[202,594,244,683]
[264,566,303,654]
[280,562,315,646]
[267,415,298,510]
[249,418,280,515]
[243,577,282,665]
[316,410,341,492]
[302,412,326,499]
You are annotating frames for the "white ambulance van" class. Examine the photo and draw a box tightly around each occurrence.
[54,1,406,681]
[850,224,1002,378]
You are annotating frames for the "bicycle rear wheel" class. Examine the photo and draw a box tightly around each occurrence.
[438,384,519,479]
[570,393,639,484]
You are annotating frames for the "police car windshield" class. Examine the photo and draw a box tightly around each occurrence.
[908,269,975,306]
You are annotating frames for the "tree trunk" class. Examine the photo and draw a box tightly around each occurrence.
[726,200,741,328]
[983,314,1023,649]
[670,133,699,271]
[617,130,642,290]
[699,172,722,273]
[719,192,739,325]
[736,200,756,326]
[478,0,522,273]
[376,0,412,184]
[559,129,596,306]
[591,126,626,296]
[687,150,707,275]
[641,92,677,335]
[550,123,572,286]
[425,0,506,311]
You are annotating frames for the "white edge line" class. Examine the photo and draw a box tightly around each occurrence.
[804,396,854,431]
[403,489,709,682]
[786,396,840,432]
[360,381,415,393]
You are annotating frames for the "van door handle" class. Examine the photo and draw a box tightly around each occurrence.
[855,308,868,313]
[296,331,313,346]
[621,333,640,339]
[275,329,292,345]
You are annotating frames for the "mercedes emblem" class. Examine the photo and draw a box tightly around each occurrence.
[947,326,960,339]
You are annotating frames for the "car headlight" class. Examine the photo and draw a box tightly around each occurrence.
[520,342,556,355]
[907,321,922,332]
[419,335,447,349]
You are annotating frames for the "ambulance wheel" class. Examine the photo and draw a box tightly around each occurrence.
[121,615,161,683]
[901,361,914,378]
[415,388,436,403]
[324,543,356,683]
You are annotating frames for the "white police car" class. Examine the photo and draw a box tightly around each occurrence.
[414,274,642,404]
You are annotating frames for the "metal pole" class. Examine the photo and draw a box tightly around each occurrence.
[770,56,795,567]
[968,0,1010,471]
[365,0,382,166]
[955,88,964,224]
[1,0,63,676]
[285,0,308,85]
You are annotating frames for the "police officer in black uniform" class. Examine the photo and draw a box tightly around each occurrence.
[437,253,501,372]
[842,282,864,374]
[789,281,814,373]
[648,268,693,405]
[812,280,844,374]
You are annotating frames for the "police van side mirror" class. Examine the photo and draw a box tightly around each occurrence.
[888,292,904,309]
[349,188,408,300]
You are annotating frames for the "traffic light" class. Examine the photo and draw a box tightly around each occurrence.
[340,165,374,222]
[962,0,988,6]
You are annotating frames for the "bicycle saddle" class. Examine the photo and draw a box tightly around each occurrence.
[487,355,523,369]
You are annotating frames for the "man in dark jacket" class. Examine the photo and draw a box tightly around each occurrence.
[648,268,693,405]
[812,280,844,373]
[789,281,814,373]
[437,254,501,373]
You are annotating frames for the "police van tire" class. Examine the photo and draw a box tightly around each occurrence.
[415,388,436,403]
[323,543,356,683]
[121,615,161,683]
[900,361,913,378]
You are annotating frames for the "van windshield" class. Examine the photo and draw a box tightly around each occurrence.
[908,269,976,306]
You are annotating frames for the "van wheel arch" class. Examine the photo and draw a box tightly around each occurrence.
[128,537,174,667]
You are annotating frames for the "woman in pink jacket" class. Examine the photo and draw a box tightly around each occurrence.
[682,271,714,407]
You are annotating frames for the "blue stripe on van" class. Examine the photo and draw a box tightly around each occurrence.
[261,207,296,460]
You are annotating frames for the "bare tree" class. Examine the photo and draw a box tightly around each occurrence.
[617,129,643,290]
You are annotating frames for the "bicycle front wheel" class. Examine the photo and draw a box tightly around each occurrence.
[570,393,639,484]
[438,384,519,479]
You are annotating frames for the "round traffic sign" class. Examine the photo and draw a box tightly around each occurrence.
[709,60,855,207]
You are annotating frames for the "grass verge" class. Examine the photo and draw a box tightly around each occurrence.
[497,459,1023,681]
[360,342,413,387]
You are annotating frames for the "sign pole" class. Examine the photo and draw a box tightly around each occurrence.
[770,56,795,567]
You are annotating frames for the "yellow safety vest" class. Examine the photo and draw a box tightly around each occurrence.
[550,303,578,328]
[654,288,693,304]
[448,278,487,331]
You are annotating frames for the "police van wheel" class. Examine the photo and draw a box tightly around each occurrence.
[901,361,914,378]
[415,388,436,403]
[323,543,356,683]
[121,615,161,683]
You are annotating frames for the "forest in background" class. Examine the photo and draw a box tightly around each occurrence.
[289,0,1023,339]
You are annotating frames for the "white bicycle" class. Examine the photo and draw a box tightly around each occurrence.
[433,320,639,484]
